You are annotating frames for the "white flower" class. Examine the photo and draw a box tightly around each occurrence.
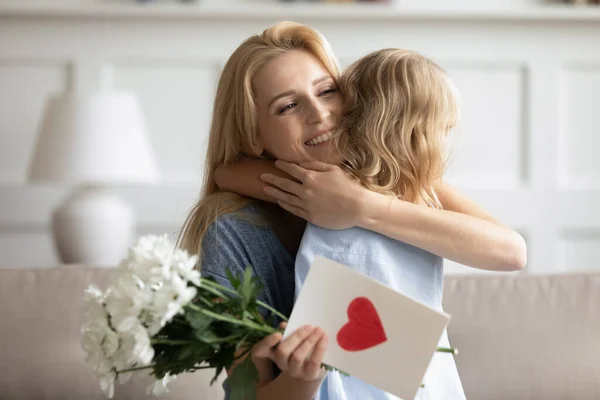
[150,273,198,334]
[147,373,177,396]
[104,275,151,332]
[82,285,109,329]
[82,234,200,398]
[81,303,119,398]
[172,249,201,287]
[99,370,117,399]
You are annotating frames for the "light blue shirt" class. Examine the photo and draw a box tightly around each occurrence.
[295,223,467,400]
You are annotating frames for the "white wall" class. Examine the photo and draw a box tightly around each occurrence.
[1,1,599,273]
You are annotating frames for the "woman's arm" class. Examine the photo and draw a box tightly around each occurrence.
[226,325,327,400]
[260,160,527,272]
[215,159,294,203]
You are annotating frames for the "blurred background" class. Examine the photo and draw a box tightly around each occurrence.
[1,0,599,274]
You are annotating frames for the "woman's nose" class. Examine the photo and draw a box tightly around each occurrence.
[307,100,330,124]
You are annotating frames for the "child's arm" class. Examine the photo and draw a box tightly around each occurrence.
[215,159,296,203]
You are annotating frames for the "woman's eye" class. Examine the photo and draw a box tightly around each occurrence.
[278,103,297,114]
[320,88,338,96]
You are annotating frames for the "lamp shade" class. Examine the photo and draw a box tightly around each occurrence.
[28,91,159,185]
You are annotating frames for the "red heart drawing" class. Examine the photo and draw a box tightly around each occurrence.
[336,296,387,352]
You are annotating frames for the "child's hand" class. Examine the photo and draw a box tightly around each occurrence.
[253,323,328,382]
[260,160,366,230]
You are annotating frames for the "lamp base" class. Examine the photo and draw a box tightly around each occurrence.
[51,185,134,266]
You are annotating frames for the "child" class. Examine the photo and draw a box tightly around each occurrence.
[215,48,468,399]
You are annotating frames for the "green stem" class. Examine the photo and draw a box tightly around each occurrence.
[200,278,288,322]
[203,332,245,344]
[198,295,214,308]
[200,278,235,295]
[151,338,196,346]
[117,364,154,374]
[199,283,228,299]
[255,300,288,322]
[436,347,458,355]
[187,304,276,334]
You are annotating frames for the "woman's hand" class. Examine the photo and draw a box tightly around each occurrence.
[253,323,328,383]
[260,160,367,230]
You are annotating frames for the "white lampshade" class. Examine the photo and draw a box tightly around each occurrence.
[28,90,159,185]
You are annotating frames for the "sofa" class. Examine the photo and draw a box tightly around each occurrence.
[1,266,599,400]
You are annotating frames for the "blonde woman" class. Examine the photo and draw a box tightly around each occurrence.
[179,22,344,399]
[181,23,526,400]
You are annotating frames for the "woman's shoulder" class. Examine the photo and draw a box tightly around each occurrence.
[200,205,296,319]
[203,205,271,245]
[201,205,292,273]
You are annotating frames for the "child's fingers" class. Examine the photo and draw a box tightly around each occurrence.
[261,173,303,197]
[298,161,333,172]
[263,186,303,208]
[273,160,310,182]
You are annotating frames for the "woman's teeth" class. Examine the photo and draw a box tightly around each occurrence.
[305,131,333,146]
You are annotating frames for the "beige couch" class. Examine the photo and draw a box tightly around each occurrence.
[1,266,599,400]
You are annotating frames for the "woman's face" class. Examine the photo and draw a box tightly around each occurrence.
[253,50,342,163]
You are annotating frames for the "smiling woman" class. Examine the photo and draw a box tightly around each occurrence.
[251,49,342,164]
[177,21,343,400]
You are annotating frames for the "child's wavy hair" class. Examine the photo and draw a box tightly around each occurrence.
[334,48,460,208]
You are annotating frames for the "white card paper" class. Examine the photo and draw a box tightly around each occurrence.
[284,256,451,400]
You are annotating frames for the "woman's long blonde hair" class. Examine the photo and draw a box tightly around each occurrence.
[178,22,341,260]
[335,49,459,208]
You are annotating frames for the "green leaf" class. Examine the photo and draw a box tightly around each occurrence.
[228,352,259,400]
[185,307,213,333]
[211,365,224,385]
[194,329,220,344]
[238,266,261,311]
[225,267,241,290]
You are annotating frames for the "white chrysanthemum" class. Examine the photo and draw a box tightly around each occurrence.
[147,373,177,396]
[171,249,201,287]
[104,274,152,333]
[81,290,120,398]
[128,234,175,266]
[83,234,202,397]
[148,274,198,336]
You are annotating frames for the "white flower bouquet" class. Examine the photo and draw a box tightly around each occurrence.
[81,234,290,400]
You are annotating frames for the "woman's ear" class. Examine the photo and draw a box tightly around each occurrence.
[250,137,265,157]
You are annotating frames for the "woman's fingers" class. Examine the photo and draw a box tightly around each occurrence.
[261,173,304,196]
[252,331,282,359]
[288,328,325,378]
[304,330,328,378]
[271,325,315,370]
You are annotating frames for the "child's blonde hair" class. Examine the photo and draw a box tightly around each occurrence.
[335,48,459,208]
[178,22,341,259]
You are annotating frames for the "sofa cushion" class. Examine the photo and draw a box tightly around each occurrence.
[0,266,225,400]
[443,271,600,400]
